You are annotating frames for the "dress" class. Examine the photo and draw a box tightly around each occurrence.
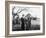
[21,17,25,30]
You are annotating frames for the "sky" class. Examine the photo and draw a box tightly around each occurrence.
[13,6,41,18]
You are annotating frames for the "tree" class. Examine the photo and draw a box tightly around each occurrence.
[12,7,28,18]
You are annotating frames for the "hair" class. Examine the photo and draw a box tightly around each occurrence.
[22,14,24,16]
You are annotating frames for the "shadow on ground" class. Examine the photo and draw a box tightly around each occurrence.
[12,25,40,31]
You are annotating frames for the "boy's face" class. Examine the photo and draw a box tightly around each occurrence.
[22,14,24,17]
[22,16,24,18]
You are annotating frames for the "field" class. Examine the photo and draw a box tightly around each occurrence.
[12,18,40,31]
[12,25,40,31]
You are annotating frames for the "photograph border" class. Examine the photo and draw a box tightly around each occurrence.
[5,1,45,37]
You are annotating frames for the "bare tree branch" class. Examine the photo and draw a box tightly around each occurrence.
[18,8,27,13]
[12,7,28,18]
[16,8,20,13]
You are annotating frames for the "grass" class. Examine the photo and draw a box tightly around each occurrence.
[12,25,40,31]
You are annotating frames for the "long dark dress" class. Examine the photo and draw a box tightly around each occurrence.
[21,17,25,30]
[27,18,31,30]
